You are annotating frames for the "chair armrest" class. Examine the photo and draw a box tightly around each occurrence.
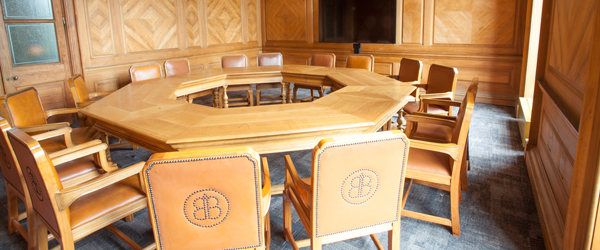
[410,139,461,160]
[284,155,311,192]
[261,157,272,215]
[49,140,114,173]
[411,83,427,88]
[89,91,113,99]
[404,114,456,128]
[55,161,145,211]
[20,123,70,133]
[419,92,453,100]
[31,127,74,148]
[76,101,96,108]
[45,108,81,118]
[421,98,462,108]
[409,112,457,121]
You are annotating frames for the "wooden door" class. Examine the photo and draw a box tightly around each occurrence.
[0,0,72,109]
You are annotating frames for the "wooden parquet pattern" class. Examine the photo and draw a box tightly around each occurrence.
[185,0,203,47]
[264,0,306,41]
[206,0,242,46]
[434,0,516,45]
[85,0,114,57]
[121,0,178,52]
[403,0,422,44]
[247,0,258,42]
[548,0,596,92]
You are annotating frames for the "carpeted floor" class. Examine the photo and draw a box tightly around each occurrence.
[0,87,545,249]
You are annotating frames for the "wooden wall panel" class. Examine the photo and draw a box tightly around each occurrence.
[85,0,114,57]
[185,0,203,48]
[248,0,258,42]
[264,0,307,41]
[403,0,423,44]
[121,0,178,53]
[206,0,243,46]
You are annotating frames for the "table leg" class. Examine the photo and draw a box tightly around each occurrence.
[222,86,228,108]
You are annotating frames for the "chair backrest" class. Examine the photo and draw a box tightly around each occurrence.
[398,58,423,82]
[68,75,90,104]
[346,54,374,71]
[451,78,479,146]
[8,128,67,239]
[221,55,248,68]
[130,63,162,82]
[257,53,283,66]
[0,117,25,197]
[426,64,458,95]
[164,59,190,77]
[311,53,336,67]
[311,131,409,238]
[5,87,47,128]
[143,147,264,250]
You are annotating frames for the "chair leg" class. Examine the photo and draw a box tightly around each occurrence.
[35,216,49,250]
[401,179,413,209]
[248,90,254,106]
[123,214,134,222]
[293,86,299,103]
[310,90,315,101]
[283,191,292,242]
[388,222,400,250]
[310,238,322,250]
[257,89,262,106]
[460,150,468,192]
[450,184,461,236]
[7,185,17,234]
[370,234,384,250]
[265,212,271,250]
[286,83,292,103]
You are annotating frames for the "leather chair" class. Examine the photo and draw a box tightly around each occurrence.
[221,55,253,108]
[256,53,287,106]
[404,77,479,192]
[401,64,458,118]
[165,59,217,106]
[142,147,271,250]
[283,131,410,249]
[383,58,423,130]
[8,128,150,250]
[130,63,162,82]
[0,117,114,248]
[68,75,114,109]
[401,79,478,236]
[293,53,336,103]
[346,54,374,71]
[4,87,97,146]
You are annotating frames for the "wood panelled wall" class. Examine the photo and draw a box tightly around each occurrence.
[261,0,527,106]
[73,0,261,92]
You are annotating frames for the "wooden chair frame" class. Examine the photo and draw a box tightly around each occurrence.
[400,79,478,236]
[256,53,287,106]
[384,58,423,130]
[293,53,336,103]
[129,62,162,83]
[283,131,410,250]
[221,55,253,108]
[346,54,374,72]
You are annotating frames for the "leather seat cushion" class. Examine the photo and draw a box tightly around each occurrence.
[71,127,98,145]
[407,148,451,176]
[54,155,99,184]
[69,176,145,229]
[411,123,453,143]
[39,136,68,154]
[403,101,419,114]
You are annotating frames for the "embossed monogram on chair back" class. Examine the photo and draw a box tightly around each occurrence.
[5,87,47,128]
[144,148,263,250]
[312,132,409,237]
[8,128,64,238]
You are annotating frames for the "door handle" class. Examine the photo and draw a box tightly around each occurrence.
[12,75,18,80]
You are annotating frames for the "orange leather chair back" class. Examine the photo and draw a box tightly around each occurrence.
[311,53,336,67]
[398,58,423,82]
[0,117,24,196]
[451,78,478,144]
[164,59,190,77]
[69,75,90,103]
[257,53,283,66]
[346,54,374,71]
[5,87,47,128]
[311,131,409,237]
[221,55,247,68]
[426,64,458,95]
[143,147,265,250]
[130,63,162,82]
[8,128,65,238]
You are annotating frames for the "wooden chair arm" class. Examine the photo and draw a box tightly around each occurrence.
[45,108,81,117]
[49,140,115,173]
[76,101,96,108]
[89,91,113,99]
[20,123,70,133]
[421,98,462,108]
[404,114,456,128]
[261,157,272,215]
[411,83,428,88]
[284,155,311,192]
[48,139,103,159]
[410,139,461,160]
[55,161,145,211]
[31,127,74,148]
[409,112,457,121]
[419,92,454,100]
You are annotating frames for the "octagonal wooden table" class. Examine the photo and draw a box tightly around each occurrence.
[81,65,416,155]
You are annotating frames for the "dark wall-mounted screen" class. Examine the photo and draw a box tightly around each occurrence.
[319,0,396,44]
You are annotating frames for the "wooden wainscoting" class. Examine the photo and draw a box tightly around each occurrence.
[73,0,262,92]
[260,0,527,105]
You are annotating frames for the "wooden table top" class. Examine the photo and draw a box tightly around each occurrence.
[81,65,416,154]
